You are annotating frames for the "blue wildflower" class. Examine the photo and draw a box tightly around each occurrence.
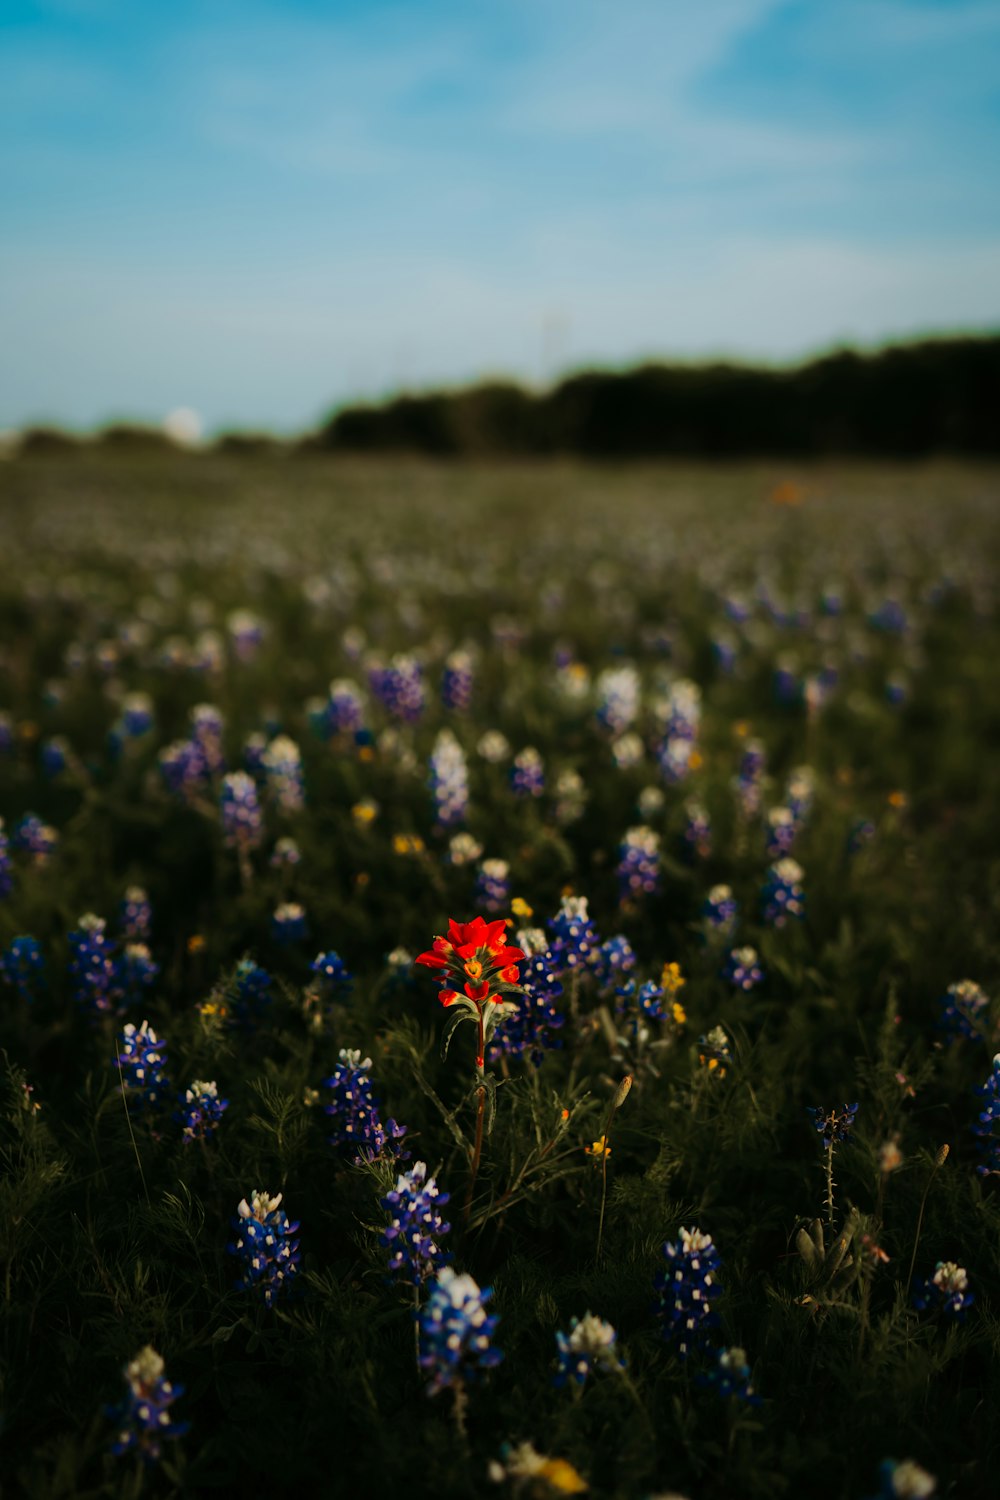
[722,946,764,992]
[220,770,263,851]
[702,885,738,939]
[937,979,989,1044]
[475,859,511,914]
[441,649,474,711]
[115,943,159,1008]
[323,1048,407,1163]
[119,886,152,942]
[0,935,44,1000]
[310,949,353,994]
[12,813,58,863]
[271,902,308,945]
[912,1261,973,1319]
[262,734,305,813]
[761,858,805,927]
[419,1267,502,1397]
[369,654,425,723]
[972,1052,1000,1176]
[175,1079,228,1143]
[380,1160,451,1285]
[116,1021,171,1108]
[616,825,661,904]
[69,914,117,1018]
[695,1345,761,1405]
[487,932,563,1066]
[228,959,273,1027]
[107,1346,188,1465]
[228,1190,301,1308]
[510,746,545,797]
[807,1103,859,1147]
[868,1459,937,1499]
[547,895,601,976]
[653,1227,723,1357]
[429,728,469,828]
[554,1312,623,1387]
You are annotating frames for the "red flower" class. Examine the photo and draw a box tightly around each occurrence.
[413,914,525,1011]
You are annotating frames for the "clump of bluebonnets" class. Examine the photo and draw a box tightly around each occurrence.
[972,1052,1000,1176]
[723,946,764,991]
[937,979,990,1043]
[616,825,661,904]
[487,929,564,1066]
[69,915,117,1018]
[228,1190,301,1308]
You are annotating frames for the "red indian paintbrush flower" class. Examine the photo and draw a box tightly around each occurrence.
[414,916,525,1073]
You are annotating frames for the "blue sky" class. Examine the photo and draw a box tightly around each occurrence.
[2,0,999,433]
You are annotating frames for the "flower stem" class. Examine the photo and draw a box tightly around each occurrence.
[824,1140,835,1226]
[906,1145,949,1297]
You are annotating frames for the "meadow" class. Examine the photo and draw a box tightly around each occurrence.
[1,452,999,1500]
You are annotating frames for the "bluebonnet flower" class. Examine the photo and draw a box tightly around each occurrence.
[40,735,69,777]
[475,859,511,914]
[868,1459,937,1499]
[228,958,274,1027]
[272,901,308,944]
[761,858,805,926]
[175,1080,228,1143]
[510,746,544,797]
[681,799,712,860]
[723,946,764,992]
[702,884,738,939]
[447,831,483,866]
[0,935,44,1000]
[553,768,587,825]
[0,712,13,755]
[695,1345,761,1405]
[120,886,152,942]
[972,1053,1000,1176]
[327,678,365,737]
[0,818,11,898]
[807,1103,859,1147]
[114,943,160,1008]
[228,1190,301,1307]
[429,728,469,828]
[596,666,640,734]
[242,732,267,777]
[69,914,117,1018]
[653,1227,723,1356]
[912,1261,973,1319]
[270,835,301,869]
[190,703,226,775]
[220,771,263,851]
[548,895,601,975]
[616,825,661,904]
[120,692,154,738]
[765,806,797,858]
[734,738,767,819]
[487,931,563,1066]
[116,1021,171,1108]
[226,608,265,661]
[419,1267,502,1396]
[323,1048,407,1163]
[554,1312,624,1386]
[610,732,644,770]
[380,1160,451,1285]
[660,678,701,741]
[12,813,58,863]
[885,675,908,707]
[369,654,425,723]
[637,784,664,819]
[712,634,738,675]
[310,949,353,994]
[593,935,637,989]
[477,729,511,763]
[159,739,206,800]
[773,657,801,705]
[107,1346,188,1465]
[657,734,696,785]
[937,979,989,1043]
[441,649,474,711]
[870,597,908,633]
[785,766,816,824]
[262,734,305,813]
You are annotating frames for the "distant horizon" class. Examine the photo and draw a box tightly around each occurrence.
[7,324,999,442]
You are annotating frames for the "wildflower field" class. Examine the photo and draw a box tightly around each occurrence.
[1,453,999,1500]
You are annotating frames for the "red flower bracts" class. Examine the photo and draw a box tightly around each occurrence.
[414,916,525,1073]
